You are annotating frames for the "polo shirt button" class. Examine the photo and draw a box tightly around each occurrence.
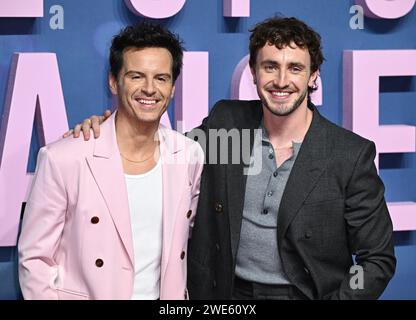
[186,210,192,218]
[180,251,185,260]
[215,203,223,213]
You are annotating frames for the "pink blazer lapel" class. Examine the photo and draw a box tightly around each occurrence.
[85,114,134,268]
[159,127,188,280]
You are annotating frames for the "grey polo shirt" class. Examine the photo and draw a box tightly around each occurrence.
[235,121,302,285]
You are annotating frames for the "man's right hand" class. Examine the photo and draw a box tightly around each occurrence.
[63,109,112,140]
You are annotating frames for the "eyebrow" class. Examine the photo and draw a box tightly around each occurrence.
[260,60,278,67]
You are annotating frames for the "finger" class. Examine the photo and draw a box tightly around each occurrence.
[90,115,100,124]
[63,129,74,138]
[104,109,112,119]
[91,117,101,139]
[81,120,91,141]
[73,124,82,138]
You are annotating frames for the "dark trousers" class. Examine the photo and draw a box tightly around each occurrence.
[232,276,309,300]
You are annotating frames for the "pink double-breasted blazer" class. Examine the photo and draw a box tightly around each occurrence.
[18,114,204,300]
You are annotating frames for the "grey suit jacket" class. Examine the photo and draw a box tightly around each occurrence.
[187,99,396,299]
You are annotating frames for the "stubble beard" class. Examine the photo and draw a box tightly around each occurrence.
[262,88,308,117]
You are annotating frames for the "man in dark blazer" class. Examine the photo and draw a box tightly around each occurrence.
[186,17,395,300]
[68,17,396,300]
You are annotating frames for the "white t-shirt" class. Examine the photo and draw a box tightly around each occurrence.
[124,159,163,300]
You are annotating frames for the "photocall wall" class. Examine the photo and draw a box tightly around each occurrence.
[0,0,415,299]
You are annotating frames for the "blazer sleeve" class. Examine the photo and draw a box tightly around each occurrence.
[18,147,67,300]
[327,141,396,299]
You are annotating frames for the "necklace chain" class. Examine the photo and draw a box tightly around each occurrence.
[120,151,155,164]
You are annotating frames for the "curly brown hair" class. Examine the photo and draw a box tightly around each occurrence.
[249,17,324,94]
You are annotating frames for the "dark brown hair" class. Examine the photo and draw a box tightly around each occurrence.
[110,21,184,82]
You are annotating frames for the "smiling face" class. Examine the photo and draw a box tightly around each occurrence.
[251,42,318,117]
[109,47,175,125]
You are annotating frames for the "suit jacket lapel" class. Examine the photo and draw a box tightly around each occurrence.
[86,113,134,267]
[227,103,263,262]
[159,127,186,281]
[277,107,329,244]
[227,162,247,263]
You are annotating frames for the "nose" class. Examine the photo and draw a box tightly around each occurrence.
[142,79,156,96]
[273,69,289,88]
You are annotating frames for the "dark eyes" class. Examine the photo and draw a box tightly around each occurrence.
[264,65,303,72]
[131,75,168,82]
[264,66,303,73]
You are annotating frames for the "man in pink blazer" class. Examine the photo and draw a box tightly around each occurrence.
[18,22,204,300]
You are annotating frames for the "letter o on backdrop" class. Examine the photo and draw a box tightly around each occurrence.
[355,0,415,19]
[124,0,186,19]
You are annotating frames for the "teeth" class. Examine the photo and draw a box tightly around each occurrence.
[137,99,157,105]
[272,92,290,97]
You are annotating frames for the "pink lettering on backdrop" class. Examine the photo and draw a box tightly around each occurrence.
[124,0,186,19]
[0,0,43,17]
[343,50,416,231]
[231,55,323,106]
[223,0,250,17]
[0,53,68,246]
[355,0,415,19]
[160,52,209,132]
[231,55,258,100]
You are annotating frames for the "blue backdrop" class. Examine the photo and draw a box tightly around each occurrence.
[0,0,415,299]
